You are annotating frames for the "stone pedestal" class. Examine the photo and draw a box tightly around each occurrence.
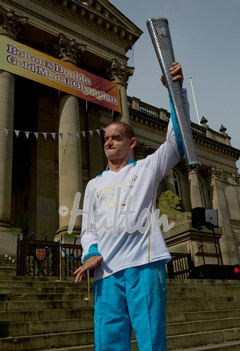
[164,215,223,267]
[188,169,203,208]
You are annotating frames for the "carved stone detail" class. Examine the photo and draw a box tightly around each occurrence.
[56,33,86,65]
[34,0,139,50]
[231,173,240,185]
[0,6,27,39]
[210,167,223,182]
[107,58,134,86]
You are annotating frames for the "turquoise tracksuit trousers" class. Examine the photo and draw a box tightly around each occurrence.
[94,261,167,351]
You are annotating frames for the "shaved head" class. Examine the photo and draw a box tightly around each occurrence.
[105,122,135,139]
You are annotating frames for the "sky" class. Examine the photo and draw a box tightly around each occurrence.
[110,0,240,169]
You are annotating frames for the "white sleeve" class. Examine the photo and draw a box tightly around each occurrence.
[80,180,99,262]
[140,89,190,183]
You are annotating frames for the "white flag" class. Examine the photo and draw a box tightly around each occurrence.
[15,130,20,137]
[67,132,73,138]
[82,131,86,138]
[97,129,101,135]
[76,132,80,139]
[89,130,93,137]
[59,133,63,139]
[3,128,9,136]
[34,132,39,140]
[51,133,56,140]
[25,131,30,139]
[42,132,47,140]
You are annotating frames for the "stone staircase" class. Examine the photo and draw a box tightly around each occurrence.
[0,256,239,351]
[0,254,16,277]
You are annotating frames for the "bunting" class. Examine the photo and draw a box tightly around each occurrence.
[0,127,104,140]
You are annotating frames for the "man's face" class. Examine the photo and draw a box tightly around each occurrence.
[104,124,136,162]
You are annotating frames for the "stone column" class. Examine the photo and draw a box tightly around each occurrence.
[0,8,27,255]
[188,168,204,209]
[56,34,85,239]
[210,167,238,265]
[0,71,15,227]
[107,58,134,125]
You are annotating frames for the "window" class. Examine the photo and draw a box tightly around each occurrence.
[173,171,181,198]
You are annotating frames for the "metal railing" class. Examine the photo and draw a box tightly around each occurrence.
[17,236,82,278]
[167,253,193,279]
[17,236,193,280]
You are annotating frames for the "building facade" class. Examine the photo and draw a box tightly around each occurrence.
[0,0,239,268]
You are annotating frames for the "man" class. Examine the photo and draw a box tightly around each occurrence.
[74,62,190,351]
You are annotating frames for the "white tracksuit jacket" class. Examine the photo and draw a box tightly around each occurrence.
[81,89,190,281]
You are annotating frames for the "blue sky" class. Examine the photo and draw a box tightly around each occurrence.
[110,0,240,169]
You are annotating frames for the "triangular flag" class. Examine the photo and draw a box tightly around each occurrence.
[51,133,56,140]
[97,129,101,136]
[67,132,73,138]
[25,131,30,139]
[34,132,39,140]
[82,131,86,138]
[42,132,47,140]
[15,130,20,137]
[76,132,80,139]
[89,131,93,137]
[59,133,63,139]
[3,128,9,136]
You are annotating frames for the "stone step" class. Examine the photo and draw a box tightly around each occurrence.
[0,278,238,294]
[167,279,240,286]
[0,255,16,265]
[34,340,240,351]
[1,326,240,351]
[1,282,239,295]
[0,278,89,288]
[167,327,240,350]
[0,292,238,305]
[1,284,239,300]
[0,292,91,301]
[0,318,94,337]
[1,315,240,339]
[0,277,238,285]
[0,297,239,313]
[37,346,95,351]
[167,300,240,313]
[0,299,94,312]
[0,286,90,294]
[167,317,240,336]
[171,340,240,351]
[2,307,239,325]
[35,340,240,351]
[0,276,86,285]
[0,307,94,323]
[0,266,16,275]
[167,287,240,298]
[167,309,240,323]
[0,330,94,351]
[131,340,240,351]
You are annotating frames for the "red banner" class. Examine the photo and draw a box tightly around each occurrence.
[0,36,121,112]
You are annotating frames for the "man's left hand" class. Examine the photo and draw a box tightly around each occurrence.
[161,61,183,88]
